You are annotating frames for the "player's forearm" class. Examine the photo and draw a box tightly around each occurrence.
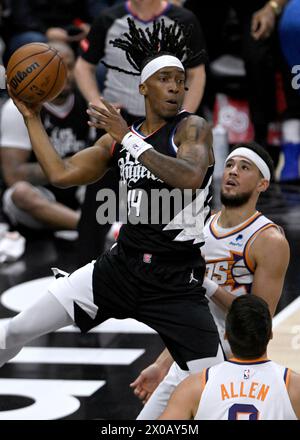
[210,286,236,311]
[74,58,101,104]
[183,66,206,113]
[24,116,70,186]
[140,148,204,189]
[154,348,174,375]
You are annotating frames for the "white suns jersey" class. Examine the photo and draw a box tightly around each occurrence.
[195,359,297,420]
[202,211,280,355]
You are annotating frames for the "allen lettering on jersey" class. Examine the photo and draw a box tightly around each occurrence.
[220,381,270,401]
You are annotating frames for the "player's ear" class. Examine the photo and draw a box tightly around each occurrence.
[257,178,269,194]
[224,332,228,340]
[139,82,147,96]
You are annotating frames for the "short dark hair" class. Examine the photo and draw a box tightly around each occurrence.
[231,142,274,180]
[225,295,272,359]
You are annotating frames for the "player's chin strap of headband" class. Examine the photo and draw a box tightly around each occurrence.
[140,55,185,83]
[226,147,271,181]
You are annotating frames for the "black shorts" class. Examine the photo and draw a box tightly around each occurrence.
[49,242,220,370]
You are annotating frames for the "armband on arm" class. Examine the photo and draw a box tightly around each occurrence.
[203,277,219,299]
[121,132,153,160]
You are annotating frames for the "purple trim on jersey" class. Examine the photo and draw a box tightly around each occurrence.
[209,213,263,240]
[284,367,289,384]
[125,1,171,24]
[131,119,146,138]
[228,360,271,365]
[205,367,210,382]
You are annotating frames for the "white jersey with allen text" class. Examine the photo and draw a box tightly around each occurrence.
[202,211,280,355]
[195,359,297,420]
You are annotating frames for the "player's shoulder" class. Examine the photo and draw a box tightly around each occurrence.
[255,222,288,246]
[175,115,209,136]
[251,221,289,260]
[174,115,212,148]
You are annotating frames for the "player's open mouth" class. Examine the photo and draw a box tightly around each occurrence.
[166,100,178,106]
[225,179,238,187]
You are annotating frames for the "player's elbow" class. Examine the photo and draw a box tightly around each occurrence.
[49,173,72,189]
[182,172,203,190]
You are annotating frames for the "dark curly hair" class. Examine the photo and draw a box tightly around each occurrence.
[102,17,206,76]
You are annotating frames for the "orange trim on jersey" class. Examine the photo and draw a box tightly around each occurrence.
[244,223,278,273]
[284,368,291,389]
[110,140,116,156]
[210,211,261,239]
[229,356,269,364]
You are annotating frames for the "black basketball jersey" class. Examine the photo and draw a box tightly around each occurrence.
[31,89,91,208]
[111,111,214,256]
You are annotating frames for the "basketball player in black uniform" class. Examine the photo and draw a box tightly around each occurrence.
[0,21,223,379]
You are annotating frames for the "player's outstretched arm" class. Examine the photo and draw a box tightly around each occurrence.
[8,87,113,188]
[130,348,174,403]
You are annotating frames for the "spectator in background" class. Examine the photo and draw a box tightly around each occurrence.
[276,0,300,181]
[0,42,92,234]
[6,0,92,59]
[184,0,287,148]
[75,0,206,115]
[74,0,207,265]
[279,0,299,72]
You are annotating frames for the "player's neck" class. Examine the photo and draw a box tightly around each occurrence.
[128,0,167,21]
[230,353,268,362]
[139,114,167,136]
[218,205,258,228]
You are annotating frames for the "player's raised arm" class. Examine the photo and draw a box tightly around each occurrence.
[7,87,113,188]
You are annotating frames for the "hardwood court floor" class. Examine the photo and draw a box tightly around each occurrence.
[0,182,299,420]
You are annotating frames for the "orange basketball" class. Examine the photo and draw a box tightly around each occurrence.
[6,42,67,104]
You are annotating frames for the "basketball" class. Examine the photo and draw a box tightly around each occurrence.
[6,42,67,104]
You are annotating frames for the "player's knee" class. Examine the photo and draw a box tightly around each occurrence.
[11,182,45,212]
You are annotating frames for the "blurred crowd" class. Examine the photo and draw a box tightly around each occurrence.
[0,0,299,264]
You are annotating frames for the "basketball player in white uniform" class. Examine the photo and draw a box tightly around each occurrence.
[159,295,299,420]
[134,143,290,419]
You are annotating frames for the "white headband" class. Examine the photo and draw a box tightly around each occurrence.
[140,55,184,83]
[226,147,271,181]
